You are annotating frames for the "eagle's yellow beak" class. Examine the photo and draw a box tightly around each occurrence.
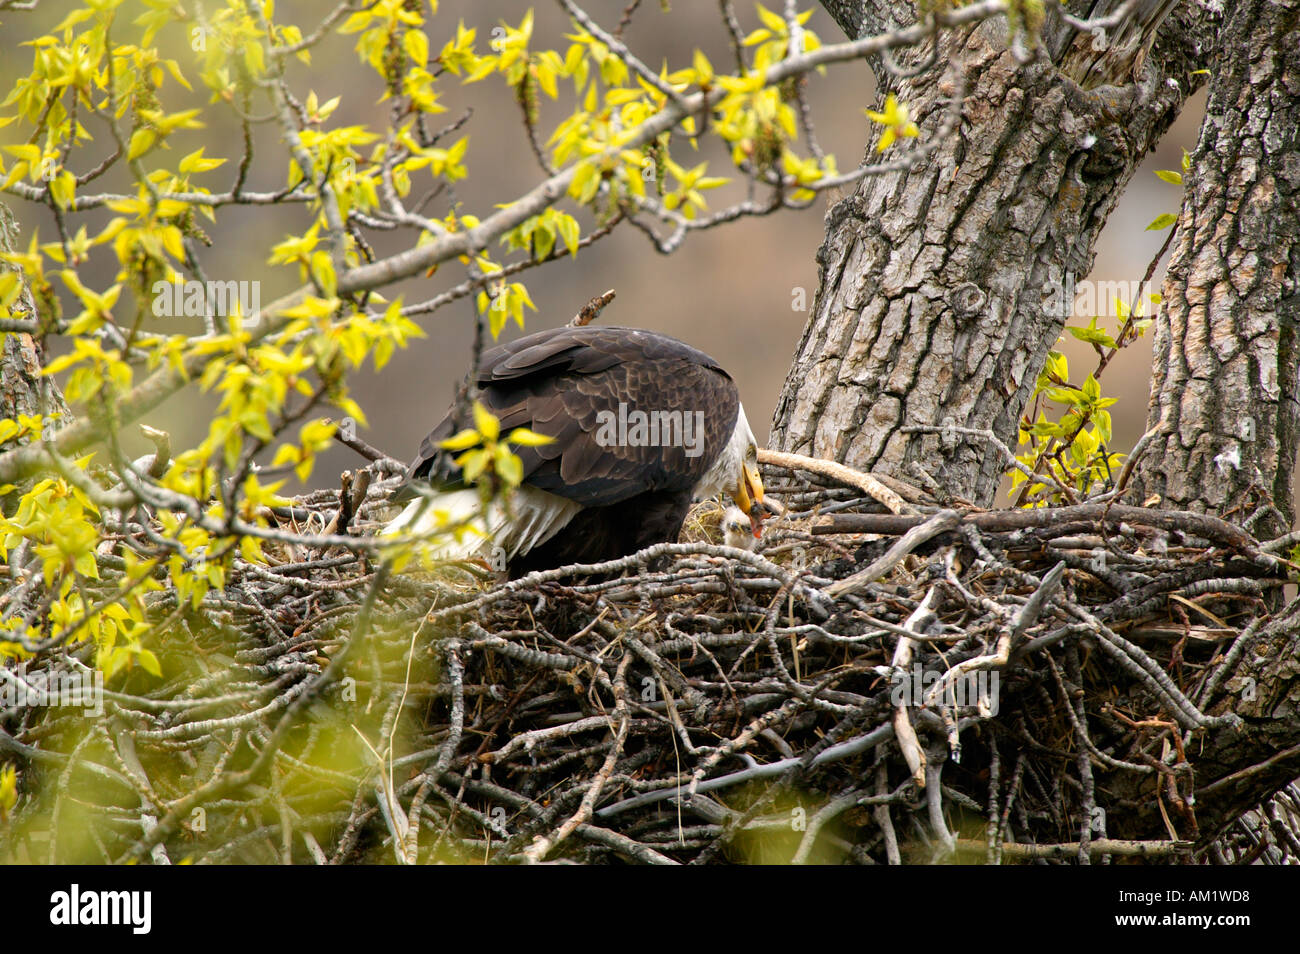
[734,461,766,538]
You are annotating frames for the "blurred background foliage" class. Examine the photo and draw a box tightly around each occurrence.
[0,0,1202,503]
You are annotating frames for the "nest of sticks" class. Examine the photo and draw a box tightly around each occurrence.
[4,447,1300,865]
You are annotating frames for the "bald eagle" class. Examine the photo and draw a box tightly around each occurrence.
[386,325,766,577]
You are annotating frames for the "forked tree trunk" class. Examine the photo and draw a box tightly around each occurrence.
[771,0,1211,505]
[789,0,1300,848]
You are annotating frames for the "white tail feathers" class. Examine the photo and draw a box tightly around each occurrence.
[382,489,494,561]
[382,487,581,565]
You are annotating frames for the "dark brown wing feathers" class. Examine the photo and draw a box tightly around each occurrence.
[393,326,741,508]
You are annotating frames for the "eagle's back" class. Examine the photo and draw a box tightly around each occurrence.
[393,326,740,509]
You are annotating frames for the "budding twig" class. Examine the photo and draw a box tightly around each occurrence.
[568,289,617,327]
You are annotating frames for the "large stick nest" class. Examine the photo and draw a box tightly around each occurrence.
[3,454,1300,865]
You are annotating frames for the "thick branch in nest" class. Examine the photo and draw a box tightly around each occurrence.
[759,447,916,515]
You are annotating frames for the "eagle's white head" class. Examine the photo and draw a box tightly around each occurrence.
[695,405,766,540]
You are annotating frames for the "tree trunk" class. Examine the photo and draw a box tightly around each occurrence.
[1130,0,1300,542]
[771,0,1212,505]
[0,204,68,439]
[783,0,1300,850]
[1122,0,1300,842]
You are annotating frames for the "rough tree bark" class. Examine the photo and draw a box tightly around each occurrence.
[771,0,1212,506]
[1121,0,1300,840]
[1130,0,1300,542]
[783,0,1300,848]
[0,205,67,441]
